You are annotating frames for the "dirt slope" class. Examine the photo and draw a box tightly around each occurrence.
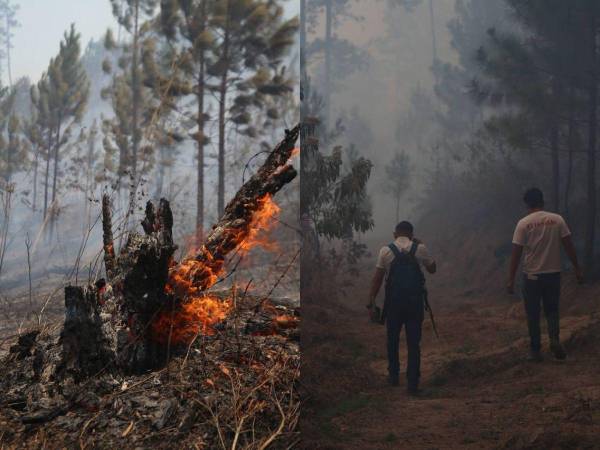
[301,265,600,449]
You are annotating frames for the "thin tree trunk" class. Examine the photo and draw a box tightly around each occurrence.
[155,145,165,199]
[196,0,207,239]
[130,0,141,214]
[585,10,598,274]
[49,122,62,240]
[550,125,560,212]
[6,13,12,87]
[33,145,39,212]
[565,88,575,221]
[217,0,230,218]
[428,0,437,63]
[324,0,332,133]
[43,130,53,219]
[85,130,95,220]
[396,196,400,223]
[550,77,561,213]
[300,0,307,101]
[51,122,62,205]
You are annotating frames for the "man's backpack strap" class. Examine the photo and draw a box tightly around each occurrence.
[409,241,418,257]
[387,243,402,260]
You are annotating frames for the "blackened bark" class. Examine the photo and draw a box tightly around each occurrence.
[175,125,299,296]
[102,194,117,282]
[60,285,113,378]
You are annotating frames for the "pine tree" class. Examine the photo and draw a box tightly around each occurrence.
[209,0,297,217]
[160,0,216,238]
[30,25,89,224]
[104,0,159,213]
[304,0,370,133]
[0,87,26,184]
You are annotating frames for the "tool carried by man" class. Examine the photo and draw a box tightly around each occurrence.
[423,289,438,339]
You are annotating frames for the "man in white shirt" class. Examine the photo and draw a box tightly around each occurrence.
[367,221,436,394]
[507,188,583,362]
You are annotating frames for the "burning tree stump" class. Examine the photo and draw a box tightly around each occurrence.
[58,125,299,376]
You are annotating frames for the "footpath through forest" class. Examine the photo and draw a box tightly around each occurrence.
[302,259,600,449]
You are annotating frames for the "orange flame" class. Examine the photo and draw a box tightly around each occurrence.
[152,194,282,344]
[238,194,281,254]
[151,294,232,344]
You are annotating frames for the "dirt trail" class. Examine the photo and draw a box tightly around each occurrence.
[301,268,600,449]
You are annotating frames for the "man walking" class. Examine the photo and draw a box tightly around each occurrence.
[368,221,436,395]
[507,188,583,362]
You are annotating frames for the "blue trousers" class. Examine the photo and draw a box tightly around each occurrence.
[386,312,422,389]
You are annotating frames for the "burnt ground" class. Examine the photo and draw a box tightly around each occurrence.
[301,264,600,449]
[0,292,299,449]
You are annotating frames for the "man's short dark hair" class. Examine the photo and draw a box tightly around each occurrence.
[395,221,414,235]
[523,188,544,209]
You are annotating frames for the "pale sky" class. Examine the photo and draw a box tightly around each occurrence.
[11,0,299,85]
[12,0,117,83]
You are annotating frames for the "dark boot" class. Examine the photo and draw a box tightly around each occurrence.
[388,373,399,387]
[547,313,567,360]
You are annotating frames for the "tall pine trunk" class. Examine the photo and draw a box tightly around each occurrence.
[300,0,307,89]
[155,146,165,199]
[565,87,576,221]
[550,78,561,212]
[51,122,62,206]
[428,0,437,62]
[323,0,332,133]
[196,0,207,239]
[32,145,39,212]
[5,14,12,87]
[130,0,141,215]
[585,10,598,273]
[550,125,560,212]
[49,121,62,238]
[43,130,53,219]
[217,1,230,218]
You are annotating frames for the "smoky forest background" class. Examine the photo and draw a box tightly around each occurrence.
[300,1,600,448]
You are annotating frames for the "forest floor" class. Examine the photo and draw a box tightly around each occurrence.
[301,262,600,449]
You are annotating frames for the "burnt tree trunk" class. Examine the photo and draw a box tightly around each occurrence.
[60,125,299,375]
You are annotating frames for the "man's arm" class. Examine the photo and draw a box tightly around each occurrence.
[424,261,436,274]
[562,235,584,283]
[507,243,523,294]
[367,268,386,307]
[413,238,437,274]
